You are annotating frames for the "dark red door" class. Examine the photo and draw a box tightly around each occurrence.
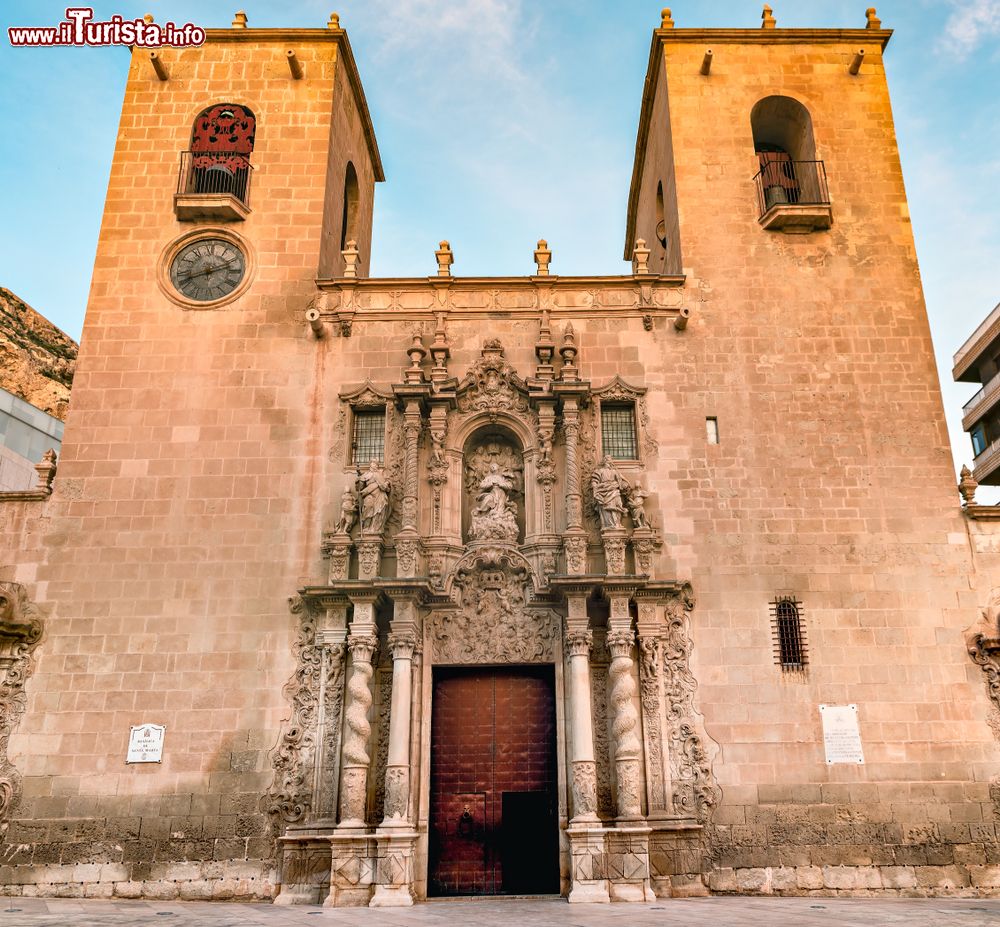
[429,666,559,896]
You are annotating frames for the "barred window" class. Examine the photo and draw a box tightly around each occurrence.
[771,597,807,670]
[352,409,385,467]
[601,403,638,460]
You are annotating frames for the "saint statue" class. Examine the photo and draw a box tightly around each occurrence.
[626,482,650,529]
[333,484,358,535]
[358,460,391,536]
[469,462,519,542]
[591,456,628,530]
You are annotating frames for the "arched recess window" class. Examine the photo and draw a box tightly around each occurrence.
[655,182,667,251]
[750,95,821,208]
[189,103,256,203]
[340,162,360,252]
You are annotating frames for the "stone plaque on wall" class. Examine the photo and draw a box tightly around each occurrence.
[819,704,864,765]
[126,723,165,764]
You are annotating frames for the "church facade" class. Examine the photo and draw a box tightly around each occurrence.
[4,7,1000,905]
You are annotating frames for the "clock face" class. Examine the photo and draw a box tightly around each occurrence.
[169,238,246,302]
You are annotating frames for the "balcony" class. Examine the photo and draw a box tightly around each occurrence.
[962,371,1000,432]
[974,435,1000,485]
[954,301,1000,382]
[753,160,832,233]
[174,150,253,222]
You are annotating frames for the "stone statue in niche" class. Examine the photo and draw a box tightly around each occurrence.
[333,484,358,534]
[358,461,391,536]
[464,438,524,543]
[591,456,629,529]
[469,463,519,542]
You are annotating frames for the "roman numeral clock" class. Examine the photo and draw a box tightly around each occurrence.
[169,237,246,302]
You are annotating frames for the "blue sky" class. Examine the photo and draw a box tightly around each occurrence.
[1,1,998,495]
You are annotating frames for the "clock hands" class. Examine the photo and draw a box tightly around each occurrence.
[176,257,239,282]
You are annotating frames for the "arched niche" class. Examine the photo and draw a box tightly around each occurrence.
[750,95,816,162]
[189,103,256,200]
[462,425,525,545]
[340,161,359,251]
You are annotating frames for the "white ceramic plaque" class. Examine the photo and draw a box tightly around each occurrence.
[819,704,864,764]
[126,723,165,764]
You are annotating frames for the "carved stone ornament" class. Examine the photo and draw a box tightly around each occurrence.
[263,596,333,826]
[663,590,721,821]
[384,766,409,821]
[966,593,1000,733]
[571,760,598,817]
[591,457,628,530]
[564,535,588,575]
[431,547,555,664]
[0,583,44,828]
[564,628,593,658]
[456,340,531,420]
[638,635,666,813]
[468,463,519,542]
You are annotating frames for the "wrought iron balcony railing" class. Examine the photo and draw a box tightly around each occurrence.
[176,150,253,207]
[753,159,830,219]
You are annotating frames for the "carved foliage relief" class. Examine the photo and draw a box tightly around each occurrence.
[430,549,555,664]
[663,594,720,822]
[264,596,322,826]
[0,583,44,827]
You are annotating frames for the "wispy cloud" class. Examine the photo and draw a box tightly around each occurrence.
[941,0,1000,54]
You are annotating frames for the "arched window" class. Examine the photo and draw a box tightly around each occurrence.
[750,95,823,210]
[340,162,360,252]
[188,103,256,203]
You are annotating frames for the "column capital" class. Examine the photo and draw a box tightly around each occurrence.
[387,630,417,660]
[564,628,593,658]
[347,632,379,664]
[606,627,635,659]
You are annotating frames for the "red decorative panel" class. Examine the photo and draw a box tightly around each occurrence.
[429,667,559,896]
[190,103,255,171]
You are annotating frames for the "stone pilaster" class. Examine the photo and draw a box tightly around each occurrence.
[337,601,379,830]
[636,598,671,819]
[393,400,423,578]
[562,398,588,574]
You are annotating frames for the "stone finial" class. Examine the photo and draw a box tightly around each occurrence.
[959,464,979,507]
[328,12,341,29]
[865,7,881,29]
[559,322,579,381]
[342,239,359,278]
[534,239,552,276]
[435,241,454,277]
[143,13,154,23]
[660,8,674,28]
[34,449,57,494]
[232,10,249,28]
[535,308,556,381]
[405,331,427,384]
[632,238,651,275]
[761,4,776,28]
[429,313,451,383]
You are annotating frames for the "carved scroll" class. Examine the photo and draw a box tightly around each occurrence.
[0,583,43,830]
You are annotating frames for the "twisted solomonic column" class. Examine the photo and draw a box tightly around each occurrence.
[606,627,643,820]
[337,632,378,828]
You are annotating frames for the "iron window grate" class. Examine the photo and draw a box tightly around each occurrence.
[352,409,385,467]
[601,403,638,460]
[770,596,807,671]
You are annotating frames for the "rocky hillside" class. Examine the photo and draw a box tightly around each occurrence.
[0,287,77,421]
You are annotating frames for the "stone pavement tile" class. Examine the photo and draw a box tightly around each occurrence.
[1,898,1000,927]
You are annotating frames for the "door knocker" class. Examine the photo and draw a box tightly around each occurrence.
[457,806,474,837]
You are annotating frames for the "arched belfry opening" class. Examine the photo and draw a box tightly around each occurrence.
[340,161,360,251]
[750,95,818,208]
[462,426,525,545]
[188,103,256,201]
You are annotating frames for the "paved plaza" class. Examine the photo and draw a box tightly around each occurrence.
[2,897,1000,927]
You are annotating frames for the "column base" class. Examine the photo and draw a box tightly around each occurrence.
[566,824,610,904]
[607,824,654,902]
[325,835,377,907]
[369,829,418,908]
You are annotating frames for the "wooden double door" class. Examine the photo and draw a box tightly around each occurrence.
[428,666,560,896]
